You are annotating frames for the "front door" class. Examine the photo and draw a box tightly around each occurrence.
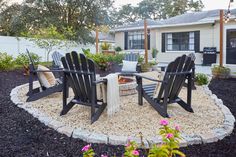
[226,29,236,64]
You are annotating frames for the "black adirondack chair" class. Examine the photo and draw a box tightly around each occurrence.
[135,55,194,117]
[61,51,107,124]
[187,53,196,89]
[26,49,63,102]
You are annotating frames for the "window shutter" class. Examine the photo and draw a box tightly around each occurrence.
[194,31,200,52]
[124,32,128,50]
[148,30,150,50]
[162,33,166,52]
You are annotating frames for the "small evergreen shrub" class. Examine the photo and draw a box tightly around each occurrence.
[115,46,122,52]
[83,49,125,71]
[0,52,15,71]
[15,52,41,66]
[195,73,209,85]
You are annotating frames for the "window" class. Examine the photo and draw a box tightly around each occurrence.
[165,32,195,51]
[128,31,144,49]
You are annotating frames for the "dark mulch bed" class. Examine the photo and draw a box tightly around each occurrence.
[0,70,236,157]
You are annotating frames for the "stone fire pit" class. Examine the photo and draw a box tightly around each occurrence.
[118,76,137,96]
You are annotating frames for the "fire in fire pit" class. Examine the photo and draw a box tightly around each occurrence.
[118,76,134,84]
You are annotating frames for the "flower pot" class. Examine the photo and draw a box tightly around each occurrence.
[102,50,116,55]
[212,71,230,79]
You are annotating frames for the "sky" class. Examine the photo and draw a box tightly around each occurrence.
[10,0,236,11]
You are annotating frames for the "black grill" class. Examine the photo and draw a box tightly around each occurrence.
[203,47,217,65]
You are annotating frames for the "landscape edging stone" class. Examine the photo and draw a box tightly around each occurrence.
[10,83,235,148]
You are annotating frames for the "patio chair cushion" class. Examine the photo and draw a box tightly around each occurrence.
[122,60,138,72]
[37,65,56,88]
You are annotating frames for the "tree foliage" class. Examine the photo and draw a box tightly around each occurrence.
[0,0,114,43]
[112,0,204,26]
[0,0,204,40]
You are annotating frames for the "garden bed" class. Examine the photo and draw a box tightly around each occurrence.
[0,70,236,156]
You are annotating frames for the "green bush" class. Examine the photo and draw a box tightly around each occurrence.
[15,52,41,66]
[114,46,122,52]
[138,56,144,63]
[106,53,124,64]
[152,48,158,58]
[195,73,209,85]
[83,49,125,71]
[0,53,15,71]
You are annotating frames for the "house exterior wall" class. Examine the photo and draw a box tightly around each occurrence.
[156,23,218,64]
[115,32,124,50]
[150,29,157,50]
[114,20,236,65]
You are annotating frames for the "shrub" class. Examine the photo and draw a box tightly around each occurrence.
[138,56,144,64]
[83,49,125,71]
[195,73,209,85]
[115,46,122,52]
[15,52,41,66]
[152,48,158,58]
[212,65,230,79]
[0,52,15,71]
[106,53,125,64]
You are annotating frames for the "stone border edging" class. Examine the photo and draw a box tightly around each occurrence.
[10,83,235,148]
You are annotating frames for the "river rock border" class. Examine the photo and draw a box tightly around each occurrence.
[10,83,235,148]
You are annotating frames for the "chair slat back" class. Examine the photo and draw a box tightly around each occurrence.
[157,55,194,101]
[188,53,196,62]
[52,51,63,68]
[124,53,139,61]
[61,51,96,103]
[26,49,36,71]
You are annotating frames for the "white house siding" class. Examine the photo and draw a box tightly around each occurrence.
[0,36,96,61]
[150,29,157,50]
[115,32,124,50]
[156,23,218,64]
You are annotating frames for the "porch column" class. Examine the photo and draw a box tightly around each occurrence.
[144,19,148,64]
[96,26,99,54]
[220,10,224,66]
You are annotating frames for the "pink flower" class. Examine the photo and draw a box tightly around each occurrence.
[82,144,91,152]
[132,150,139,156]
[101,155,108,157]
[125,143,130,147]
[166,133,174,139]
[160,119,169,126]
[175,124,180,131]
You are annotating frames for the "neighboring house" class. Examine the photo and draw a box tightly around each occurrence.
[113,9,236,65]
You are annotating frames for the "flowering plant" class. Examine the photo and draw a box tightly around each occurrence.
[123,139,140,157]
[82,144,95,157]
[82,119,185,157]
[148,119,185,157]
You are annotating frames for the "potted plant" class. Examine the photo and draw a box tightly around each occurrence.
[212,65,230,79]
[101,42,115,55]
[141,62,152,72]
[152,48,158,59]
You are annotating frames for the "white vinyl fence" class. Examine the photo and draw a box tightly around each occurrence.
[0,35,96,61]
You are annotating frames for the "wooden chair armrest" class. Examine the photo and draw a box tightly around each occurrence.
[92,79,107,85]
[134,73,163,83]
[31,69,63,73]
